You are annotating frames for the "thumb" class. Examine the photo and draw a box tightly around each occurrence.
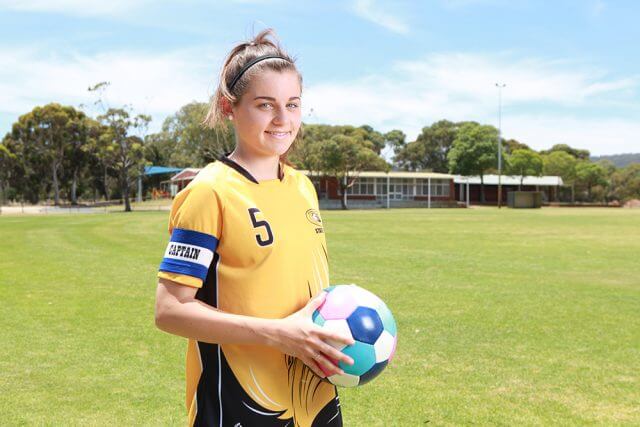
[303,291,327,316]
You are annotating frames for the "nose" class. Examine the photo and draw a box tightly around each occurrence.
[272,105,286,126]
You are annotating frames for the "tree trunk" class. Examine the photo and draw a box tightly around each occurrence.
[480,175,485,204]
[71,168,78,205]
[123,181,131,211]
[122,169,132,212]
[102,165,109,201]
[52,161,60,206]
[341,175,348,210]
[571,184,575,204]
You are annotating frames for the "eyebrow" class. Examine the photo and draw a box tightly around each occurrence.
[253,96,301,101]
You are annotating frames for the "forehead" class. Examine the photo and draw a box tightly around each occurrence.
[244,69,301,99]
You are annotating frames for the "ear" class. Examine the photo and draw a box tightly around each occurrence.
[220,97,233,117]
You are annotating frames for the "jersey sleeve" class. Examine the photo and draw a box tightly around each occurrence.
[157,181,222,288]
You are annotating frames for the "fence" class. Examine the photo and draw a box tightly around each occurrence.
[0,197,173,215]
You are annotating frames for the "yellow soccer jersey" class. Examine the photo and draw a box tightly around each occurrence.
[158,156,341,427]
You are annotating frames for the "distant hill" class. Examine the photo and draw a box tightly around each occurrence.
[591,153,640,168]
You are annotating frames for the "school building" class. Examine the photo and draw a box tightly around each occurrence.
[453,175,566,205]
[306,171,457,209]
[159,167,565,208]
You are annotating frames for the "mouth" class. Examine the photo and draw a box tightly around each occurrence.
[265,130,292,139]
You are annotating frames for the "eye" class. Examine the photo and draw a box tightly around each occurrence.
[258,103,273,110]
[287,103,300,109]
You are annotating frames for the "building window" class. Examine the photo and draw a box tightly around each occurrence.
[309,176,326,198]
[347,177,376,195]
[417,179,450,197]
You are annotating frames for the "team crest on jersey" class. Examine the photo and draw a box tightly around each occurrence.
[306,209,324,233]
[306,209,322,226]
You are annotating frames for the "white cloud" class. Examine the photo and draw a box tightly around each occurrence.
[0,0,151,16]
[395,54,637,105]
[505,115,640,156]
[304,53,639,155]
[0,45,222,132]
[351,0,410,34]
[1,46,637,155]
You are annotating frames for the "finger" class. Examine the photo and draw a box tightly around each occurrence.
[313,359,333,378]
[319,342,354,366]
[320,330,355,347]
[304,292,327,316]
[314,352,343,377]
[303,357,327,378]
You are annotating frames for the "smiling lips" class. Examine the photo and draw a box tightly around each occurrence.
[265,130,291,139]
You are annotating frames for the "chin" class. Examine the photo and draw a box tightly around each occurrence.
[263,140,294,157]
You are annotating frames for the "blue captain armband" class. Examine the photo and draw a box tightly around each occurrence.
[159,228,219,281]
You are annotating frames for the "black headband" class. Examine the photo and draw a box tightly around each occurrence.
[228,54,291,91]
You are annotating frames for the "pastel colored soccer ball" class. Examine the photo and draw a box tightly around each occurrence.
[311,284,398,387]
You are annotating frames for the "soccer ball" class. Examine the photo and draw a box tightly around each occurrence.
[312,284,397,387]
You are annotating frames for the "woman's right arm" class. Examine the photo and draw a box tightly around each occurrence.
[154,278,354,378]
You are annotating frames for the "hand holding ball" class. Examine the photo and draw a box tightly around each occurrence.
[312,285,397,387]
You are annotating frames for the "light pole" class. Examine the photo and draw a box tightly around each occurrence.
[495,82,506,209]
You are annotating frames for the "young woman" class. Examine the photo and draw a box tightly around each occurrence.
[154,29,353,426]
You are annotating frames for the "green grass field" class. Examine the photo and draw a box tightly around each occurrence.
[1,208,639,425]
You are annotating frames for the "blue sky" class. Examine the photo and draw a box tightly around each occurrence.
[1,0,638,155]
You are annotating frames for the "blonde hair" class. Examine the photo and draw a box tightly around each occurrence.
[204,29,302,128]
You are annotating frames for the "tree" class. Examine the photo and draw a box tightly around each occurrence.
[393,141,425,171]
[1,131,45,204]
[575,161,607,201]
[543,151,577,183]
[506,149,543,189]
[384,129,406,154]
[9,104,84,205]
[543,150,578,202]
[144,132,173,167]
[608,163,640,202]
[394,120,461,172]
[157,102,235,167]
[289,124,388,173]
[447,122,499,203]
[288,124,326,172]
[298,126,389,209]
[85,122,116,201]
[502,138,531,155]
[0,141,16,204]
[62,114,102,205]
[540,143,590,161]
[323,135,388,209]
[355,125,386,154]
[595,159,616,177]
[97,108,150,212]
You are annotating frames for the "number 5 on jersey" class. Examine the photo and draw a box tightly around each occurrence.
[248,208,274,247]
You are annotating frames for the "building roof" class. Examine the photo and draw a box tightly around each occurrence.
[166,167,562,185]
[302,170,454,179]
[170,168,201,181]
[144,166,184,176]
[453,175,564,186]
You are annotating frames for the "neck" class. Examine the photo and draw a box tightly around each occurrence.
[229,145,281,181]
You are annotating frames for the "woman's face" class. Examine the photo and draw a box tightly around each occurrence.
[231,69,302,158]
